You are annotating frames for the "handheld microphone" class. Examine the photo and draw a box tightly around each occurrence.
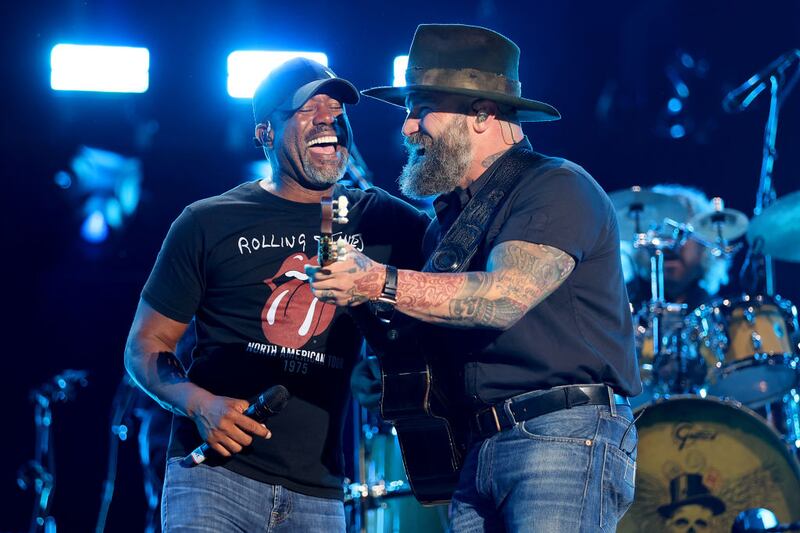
[722,49,800,113]
[180,385,290,467]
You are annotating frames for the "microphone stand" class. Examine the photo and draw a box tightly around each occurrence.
[742,56,800,296]
[94,375,139,533]
[752,74,780,296]
[17,370,88,533]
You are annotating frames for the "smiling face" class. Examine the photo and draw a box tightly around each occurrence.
[270,93,350,188]
[398,92,474,199]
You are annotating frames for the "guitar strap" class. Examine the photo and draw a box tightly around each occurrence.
[359,146,546,353]
[422,145,544,274]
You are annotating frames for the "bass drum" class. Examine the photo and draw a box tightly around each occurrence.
[619,396,800,533]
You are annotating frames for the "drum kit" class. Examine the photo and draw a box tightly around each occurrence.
[611,184,800,532]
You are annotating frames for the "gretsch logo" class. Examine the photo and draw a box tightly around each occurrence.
[673,423,717,450]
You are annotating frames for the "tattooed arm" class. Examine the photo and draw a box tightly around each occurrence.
[307,240,575,330]
[124,299,269,456]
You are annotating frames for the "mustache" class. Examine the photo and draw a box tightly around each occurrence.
[404,132,432,151]
[304,125,340,143]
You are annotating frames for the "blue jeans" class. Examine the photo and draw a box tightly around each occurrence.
[448,401,637,532]
[161,457,345,532]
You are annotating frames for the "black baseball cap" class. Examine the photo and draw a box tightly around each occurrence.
[252,57,360,124]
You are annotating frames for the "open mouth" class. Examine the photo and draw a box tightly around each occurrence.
[306,135,339,156]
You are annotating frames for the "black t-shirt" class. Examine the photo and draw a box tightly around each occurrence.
[423,139,642,406]
[142,180,429,499]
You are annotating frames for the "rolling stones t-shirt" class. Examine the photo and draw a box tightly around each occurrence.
[142,180,428,499]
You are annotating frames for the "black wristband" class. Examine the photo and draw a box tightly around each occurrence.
[372,265,397,323]
[378,265,398,304]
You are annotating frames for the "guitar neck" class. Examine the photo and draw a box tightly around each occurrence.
[318,196,335,266]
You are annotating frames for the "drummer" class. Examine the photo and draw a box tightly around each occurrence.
[622,184,732,308]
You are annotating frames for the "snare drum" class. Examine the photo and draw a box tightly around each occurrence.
[689,294,800,406]
[618,396,800,533]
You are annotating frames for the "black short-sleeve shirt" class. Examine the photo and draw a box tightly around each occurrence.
[423,139,641,406]
[142,180,429,499]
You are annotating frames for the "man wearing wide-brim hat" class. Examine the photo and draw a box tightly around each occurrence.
[308,24,642,531]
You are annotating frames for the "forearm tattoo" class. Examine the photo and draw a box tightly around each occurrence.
[449,296,526,327]
[349,271,383,304]
[398,241,575,329]
[397,271,465,310]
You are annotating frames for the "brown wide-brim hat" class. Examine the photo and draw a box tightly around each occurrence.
[362,24,560,122]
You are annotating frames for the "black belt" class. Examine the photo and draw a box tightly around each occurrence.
[471,384,630,440]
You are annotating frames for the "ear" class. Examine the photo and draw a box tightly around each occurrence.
[471,99,498,133]
[254,122,274,148]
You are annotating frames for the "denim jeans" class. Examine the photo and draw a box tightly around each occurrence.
[448,401,637,532]
[161,457,345,532]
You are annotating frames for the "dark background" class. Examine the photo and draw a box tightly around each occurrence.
[2,1,799,531]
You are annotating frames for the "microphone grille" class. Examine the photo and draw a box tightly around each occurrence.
[264,384,290,410]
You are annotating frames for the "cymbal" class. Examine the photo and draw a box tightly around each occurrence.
[610,186,689,238]
[747,189,800,262]
[690,208,749,241]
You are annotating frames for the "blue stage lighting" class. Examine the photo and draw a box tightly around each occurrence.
[227,51,328,99]
[54,171,72,189]
[81,210,109,243]
[667,97,683,114]
[669,124,686,139]
[393,55,409,87]
[50,44,149,93]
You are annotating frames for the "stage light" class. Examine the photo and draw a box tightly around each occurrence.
[667,97,682,114]
[54,171,72,189]
[247,160,273,184]
[50,44,149,93]
[393,55,409,87]
[227,51,328,99]
[81,210,109,243]
[669,124,686,139]
[57,146,142,244]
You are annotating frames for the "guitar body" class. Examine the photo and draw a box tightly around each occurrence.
[318,194,468,504]
[377,319,469,505]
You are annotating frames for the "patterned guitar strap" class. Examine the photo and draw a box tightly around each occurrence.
[423,145,544,275]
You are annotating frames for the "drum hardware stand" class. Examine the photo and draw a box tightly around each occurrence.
[663,215,742,260]
[345,405,417,532]
[17,370,88,533]
[634,218,691,356]
[346,403,372,532]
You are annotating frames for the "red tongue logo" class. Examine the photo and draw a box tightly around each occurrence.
[261,253,335,349]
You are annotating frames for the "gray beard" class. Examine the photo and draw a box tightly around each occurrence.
[301,151,347,186]
[398,115,473,199]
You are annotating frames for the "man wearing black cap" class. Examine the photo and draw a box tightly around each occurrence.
[124,58,428,531]
[308,25,641,531]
